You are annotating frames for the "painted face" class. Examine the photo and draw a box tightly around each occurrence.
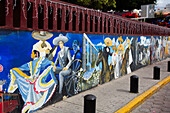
[31,51,36,59]
[72,41,78,52]
[59,41,64,49]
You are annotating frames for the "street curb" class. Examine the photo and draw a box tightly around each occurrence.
[115,75,170,113]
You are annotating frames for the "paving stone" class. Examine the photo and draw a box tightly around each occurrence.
[162,108,170,112]
[34,59,170,113]
[142,104,152,109]
[139,108,150,112]
[151,104,162,109]
[163,101,170,105]
[162,103,170,108]
[153,101,163,105]
[150,108,162,113]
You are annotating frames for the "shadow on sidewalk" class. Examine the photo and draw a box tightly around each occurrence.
[117,89,129,93]
[142,77,153,80]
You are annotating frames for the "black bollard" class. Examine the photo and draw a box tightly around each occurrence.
[168,61,170,72]
[153,66,160,80]
[84,94,96,113]
[130,75,139,93]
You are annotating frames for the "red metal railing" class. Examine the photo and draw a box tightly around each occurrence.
[0,0,170,36]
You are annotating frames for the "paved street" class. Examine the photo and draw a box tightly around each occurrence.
[132,82,170,113]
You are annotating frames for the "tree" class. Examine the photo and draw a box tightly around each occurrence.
[60,0,116,12]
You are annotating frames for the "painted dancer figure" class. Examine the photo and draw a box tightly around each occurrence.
[8,50,56,113]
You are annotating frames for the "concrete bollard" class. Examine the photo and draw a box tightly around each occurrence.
[168,61,170,72]
[84,94,96,113]
[130,75,139,93]
[153,66,160,80]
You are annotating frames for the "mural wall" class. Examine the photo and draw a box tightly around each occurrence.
[0,29,169,112]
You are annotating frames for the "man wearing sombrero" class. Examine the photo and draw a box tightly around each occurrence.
[53,34,72,96]
[32,31,57,59]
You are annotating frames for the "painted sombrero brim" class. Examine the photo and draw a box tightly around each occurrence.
[32,32,53,41]
[53,35,68,45]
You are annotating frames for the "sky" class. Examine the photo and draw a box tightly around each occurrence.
[155,0,170,9]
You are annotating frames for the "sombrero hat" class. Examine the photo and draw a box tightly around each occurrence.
[53,34,68,46]
[32,31,53,41]
[112,45,117,51]
[118,36,123,43]
[104,37,112,47]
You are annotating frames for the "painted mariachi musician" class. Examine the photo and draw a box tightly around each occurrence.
[52,34,72,95]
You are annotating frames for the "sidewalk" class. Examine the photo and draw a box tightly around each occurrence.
[36,58,170,113]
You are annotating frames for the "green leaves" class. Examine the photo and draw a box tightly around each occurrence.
[61,0,116,11]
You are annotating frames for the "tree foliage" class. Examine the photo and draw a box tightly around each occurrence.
[60,0,156,12]
[60,0,116,12]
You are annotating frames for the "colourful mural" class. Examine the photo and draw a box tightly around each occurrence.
[0,30,169,112]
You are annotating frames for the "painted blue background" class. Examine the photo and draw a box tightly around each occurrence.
[0,30,83,90]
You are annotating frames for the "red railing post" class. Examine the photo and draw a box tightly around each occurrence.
[43,1,49,31]
[110,17,113,34]
[5,0,13,28]
[76,8,79,32]
[68,6,72,32]
[118,19,121,35]
[20,0,27,29]
[97,13,100,34]
[92,11,95,33]
[87,10,90,33]
[53,3,58,31]
[102,15,105,34]
[105,15,108,34]
[32,0,39,30]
